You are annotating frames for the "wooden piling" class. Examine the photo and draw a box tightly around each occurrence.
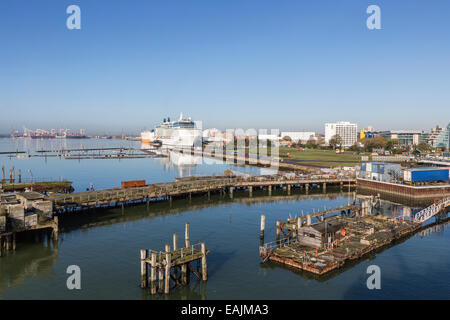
[150,252,157,294]
[249,186,253,197]
[268,185,272,196]
[260,214,265,240]
[140,249,148,288]
[158,254,164,293]
[307,214,311,226]
[276,221,281,239]
[201,243,207,281]
[173,233,178,250]
[165,252,171,294]
[181,262,188,285]
[12,233,16,251]
[185,222,190,248]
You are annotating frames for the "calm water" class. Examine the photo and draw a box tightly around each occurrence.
[1,138,449,299]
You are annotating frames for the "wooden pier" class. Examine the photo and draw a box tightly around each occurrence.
[140,223,209,295]
[46,175,356,214]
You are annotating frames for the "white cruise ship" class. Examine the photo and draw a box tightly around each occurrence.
[141,113,202,148]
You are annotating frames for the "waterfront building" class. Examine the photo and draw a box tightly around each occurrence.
[435,123,450,150]
[427,125,444,147]
[325,122,358,147]
[379,130,423,146]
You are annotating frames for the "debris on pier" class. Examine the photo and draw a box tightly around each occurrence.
[0,192,58,256]
[259,201,424,275]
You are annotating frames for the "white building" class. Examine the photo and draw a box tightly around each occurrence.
[325,122,358,147]
[280,132,316,143]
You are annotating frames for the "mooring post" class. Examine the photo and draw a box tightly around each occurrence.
[249,186,253,197]
[201,242,207,281]
[173,233,178,279]
[12,233,16,251]
[260,214,265,241]
[297,217,302,234]
[323,183,326,193]
[276,220,281,240]
[52,216,59,240]
[305,184,309,194]
[158,254,164,293]
[307,214,311,226]
[287,184,291,195]
[165,252,171,294]
[150,252,157,294]
[185,222,190,248]
[268,185,272,196]
[173,233,178,251]
[229,187,233,199]
[140,249,148,288]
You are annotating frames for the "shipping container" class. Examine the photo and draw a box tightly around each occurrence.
[121,180,146,189]
[403,168,450,183]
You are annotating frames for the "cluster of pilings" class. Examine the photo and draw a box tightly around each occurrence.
[1,165,22,183]
[140,222,208,295]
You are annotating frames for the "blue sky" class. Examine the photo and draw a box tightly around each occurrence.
[0,0,449,135]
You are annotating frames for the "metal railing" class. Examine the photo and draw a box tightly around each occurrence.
[414,197,450,222]
[259,236,298,256]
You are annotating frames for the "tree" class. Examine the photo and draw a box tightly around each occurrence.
[329,134,343,149]
[361,136,387,152]
[282,136,292,142]
[306,138,318,149]
[349,143,361,152]
[417,142,431,152]
[385,138,400,151]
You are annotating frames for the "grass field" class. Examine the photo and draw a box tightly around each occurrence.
[278,147,362,167]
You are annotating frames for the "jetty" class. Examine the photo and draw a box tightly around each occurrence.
[46,175,355,213]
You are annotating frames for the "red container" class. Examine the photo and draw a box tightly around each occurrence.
[121,180,146,189]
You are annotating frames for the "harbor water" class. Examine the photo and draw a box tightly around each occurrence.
[0,138,449,299]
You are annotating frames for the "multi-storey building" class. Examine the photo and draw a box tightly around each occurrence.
[325,122,358,147]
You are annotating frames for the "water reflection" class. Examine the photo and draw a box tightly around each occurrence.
[0,232,58,296]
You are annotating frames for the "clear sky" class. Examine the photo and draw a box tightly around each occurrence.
[1,0,449,135]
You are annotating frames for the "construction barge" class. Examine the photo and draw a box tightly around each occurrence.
[259,197,449,275]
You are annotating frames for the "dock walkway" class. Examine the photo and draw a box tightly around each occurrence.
[47,175,356,213]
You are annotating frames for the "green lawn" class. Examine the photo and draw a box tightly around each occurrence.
[278,147,362,167]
